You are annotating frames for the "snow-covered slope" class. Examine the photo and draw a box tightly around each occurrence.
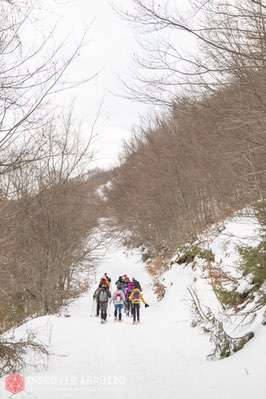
[0,214,265,398]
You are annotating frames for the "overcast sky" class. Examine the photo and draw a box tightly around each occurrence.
[33,0,154,169]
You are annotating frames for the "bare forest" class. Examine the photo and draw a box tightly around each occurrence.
[0,0,105,339]
[107,0,266,254]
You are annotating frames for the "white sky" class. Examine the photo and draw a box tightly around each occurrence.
[24,0,194,170]
[32,0,153,169]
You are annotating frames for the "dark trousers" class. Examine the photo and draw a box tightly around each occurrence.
[96,300,100,316]
[100,301,108,321]
[125,298,131,316]
[132,303,140,322]
[129,300,133,316]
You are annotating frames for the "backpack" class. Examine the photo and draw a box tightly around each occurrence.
[99,289,108,302]
[133,290,140,301]
[115,292,123,301]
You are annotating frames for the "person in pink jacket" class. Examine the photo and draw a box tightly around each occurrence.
[112,287,125,321]
[125,281,135,295]
[124,281,135,316]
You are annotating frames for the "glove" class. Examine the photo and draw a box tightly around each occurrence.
[145,304,149,308]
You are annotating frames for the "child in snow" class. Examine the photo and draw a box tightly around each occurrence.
[95,285,111,323]
[129,287,149,324]
[112,286,125,321]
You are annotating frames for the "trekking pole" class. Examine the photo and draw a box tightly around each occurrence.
[90,298,95,317]
[108,299,112,317]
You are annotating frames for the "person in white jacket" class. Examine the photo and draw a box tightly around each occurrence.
[112,286,125,321]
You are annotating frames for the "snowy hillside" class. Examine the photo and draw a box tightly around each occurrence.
[0,213,265,398]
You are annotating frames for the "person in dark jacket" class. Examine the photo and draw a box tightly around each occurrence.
[94,277,110,317]
[95,285,111,323]
[132,277,142,292]
[115,276,124,287]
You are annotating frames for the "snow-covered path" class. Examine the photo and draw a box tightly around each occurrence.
[1,238,265,398]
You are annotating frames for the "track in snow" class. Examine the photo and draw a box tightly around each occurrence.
[0,239,265,399]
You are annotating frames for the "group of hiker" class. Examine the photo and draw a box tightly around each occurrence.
[93,273,149,324]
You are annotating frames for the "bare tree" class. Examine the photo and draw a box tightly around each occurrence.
[0,109,103,321]
[115,0,266,105]
[0,0,104,325]
[0,0,95,175]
